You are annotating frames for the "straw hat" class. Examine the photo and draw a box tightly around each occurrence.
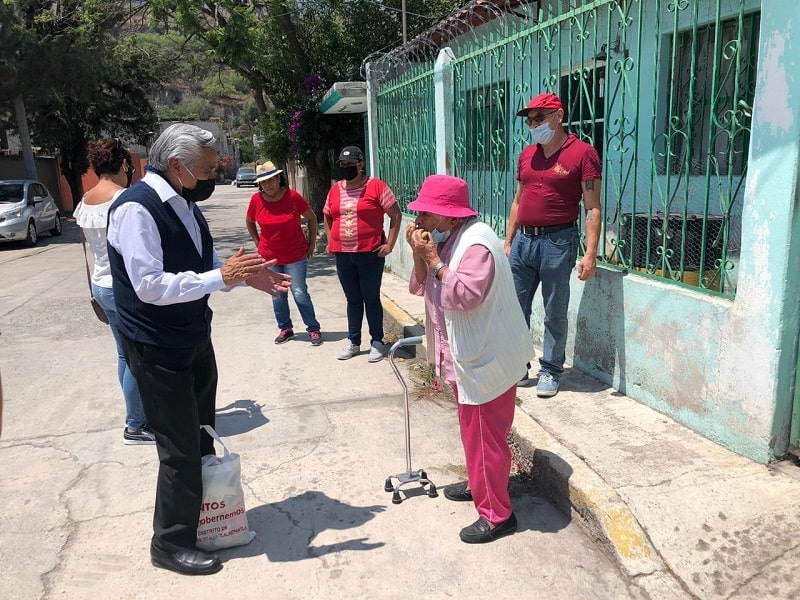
[255,161,282,183]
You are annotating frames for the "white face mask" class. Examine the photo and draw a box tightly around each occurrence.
[529,120,555,145]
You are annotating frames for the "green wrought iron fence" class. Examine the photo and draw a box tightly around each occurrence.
[371,0,759,298]
[374,63,437,213]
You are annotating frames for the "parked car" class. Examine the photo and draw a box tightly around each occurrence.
[0,180,62,246]
[233,166,257,187]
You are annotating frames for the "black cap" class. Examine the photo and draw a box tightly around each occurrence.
[338,146,364,163]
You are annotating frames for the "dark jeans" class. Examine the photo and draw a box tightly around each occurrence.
[120,335,217,552]
[335,251,385,346]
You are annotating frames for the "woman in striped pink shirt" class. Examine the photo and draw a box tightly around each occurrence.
[323,146,402,363]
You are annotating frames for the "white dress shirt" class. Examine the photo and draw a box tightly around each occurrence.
[107,170,226,306]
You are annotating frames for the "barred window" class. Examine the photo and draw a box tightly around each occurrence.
[466,81,508,171]
[559,65,605,161]
[664,12,760,176]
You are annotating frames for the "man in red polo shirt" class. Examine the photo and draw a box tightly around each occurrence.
[504,92,602,397]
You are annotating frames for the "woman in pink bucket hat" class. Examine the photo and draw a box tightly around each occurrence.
[405,174,535,543]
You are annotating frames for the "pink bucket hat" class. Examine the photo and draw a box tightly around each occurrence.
[407,175,478,218]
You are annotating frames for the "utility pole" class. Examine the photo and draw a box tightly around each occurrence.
[401,0,407,44]
[13,95,38,181]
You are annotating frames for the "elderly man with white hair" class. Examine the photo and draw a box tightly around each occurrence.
[107,123,290,575]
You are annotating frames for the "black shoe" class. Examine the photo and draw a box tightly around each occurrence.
[123,427,156,445]
[150,543,222,575]
[459,513,517,544]
[443,481,473,502]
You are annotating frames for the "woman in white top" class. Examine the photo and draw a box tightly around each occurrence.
[74,139,153,445]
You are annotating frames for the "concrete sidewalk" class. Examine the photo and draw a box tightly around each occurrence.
[380,269,800,600]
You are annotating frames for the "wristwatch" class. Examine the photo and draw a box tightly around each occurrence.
[432,261,447,279]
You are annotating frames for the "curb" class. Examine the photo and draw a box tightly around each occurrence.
[380,295,669,582]
[509,408,664,578]
[382,293,424,343]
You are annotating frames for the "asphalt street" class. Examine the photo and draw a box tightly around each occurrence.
[0,183,636,599]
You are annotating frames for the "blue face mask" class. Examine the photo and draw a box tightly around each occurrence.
[530,120,555,145]
[430,228,451,245]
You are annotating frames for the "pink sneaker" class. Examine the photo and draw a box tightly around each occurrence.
[309,330,323,346]
[274,329,294,344]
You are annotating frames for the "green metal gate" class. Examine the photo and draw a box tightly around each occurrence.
[371,0,760,298]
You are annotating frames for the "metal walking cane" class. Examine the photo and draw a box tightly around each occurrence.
[383,335,438,504]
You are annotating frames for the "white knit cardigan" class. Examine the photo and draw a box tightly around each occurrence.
[435,220,535,405]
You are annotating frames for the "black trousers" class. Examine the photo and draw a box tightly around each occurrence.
[335,251,385,346]
[120,335,217,552]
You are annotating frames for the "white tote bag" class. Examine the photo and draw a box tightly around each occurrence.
[196,425,256,551]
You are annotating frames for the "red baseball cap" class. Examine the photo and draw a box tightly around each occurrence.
[516,93,563,117]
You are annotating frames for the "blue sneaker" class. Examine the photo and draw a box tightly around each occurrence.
[536,372,560,397]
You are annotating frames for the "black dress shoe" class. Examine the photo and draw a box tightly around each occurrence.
[150,543,222,575]
[443,480,473,502]
[459,513,517,544]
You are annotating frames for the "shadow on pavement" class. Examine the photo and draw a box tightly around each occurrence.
[214,400,269,436]
[231,491,386,562]
[558,367,613,394]
[508,471,573,534]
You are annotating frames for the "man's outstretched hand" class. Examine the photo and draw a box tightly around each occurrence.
[246,268,292,297]
[221,247,270,286]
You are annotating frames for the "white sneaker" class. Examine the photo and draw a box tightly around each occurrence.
[338,341,360,360]
[368,341,385,363]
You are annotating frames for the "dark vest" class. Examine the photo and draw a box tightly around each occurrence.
[108,182,215,348]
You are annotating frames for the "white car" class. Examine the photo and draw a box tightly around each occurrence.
[0,180,62,246]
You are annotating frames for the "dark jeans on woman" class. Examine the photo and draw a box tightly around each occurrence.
[119,335,217,552]
[335,251,385,346]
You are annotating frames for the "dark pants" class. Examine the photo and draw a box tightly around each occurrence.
[120,335,217,552]
[335,251,385,346]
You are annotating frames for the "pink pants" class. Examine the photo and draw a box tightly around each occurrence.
[453,384,516,524]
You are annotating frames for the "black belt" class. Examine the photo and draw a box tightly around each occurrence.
[519,222,576,236]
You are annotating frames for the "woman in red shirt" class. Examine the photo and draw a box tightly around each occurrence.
[246,161,322,346]
[323,146,402,362]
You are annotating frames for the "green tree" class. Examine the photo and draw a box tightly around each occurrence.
[148,0,461,215]
[201,70,249,99]
[237,137,256,164]
[0,1,159,203]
